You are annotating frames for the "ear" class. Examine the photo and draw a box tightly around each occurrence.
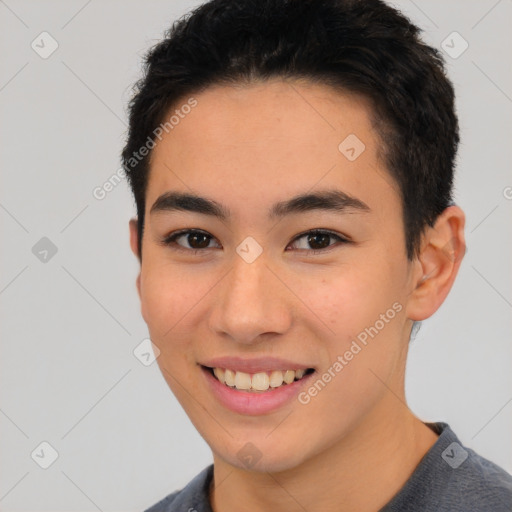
[406,205,466,321]
[129,218,142,300]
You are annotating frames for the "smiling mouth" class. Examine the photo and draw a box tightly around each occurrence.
[202,365,315,392]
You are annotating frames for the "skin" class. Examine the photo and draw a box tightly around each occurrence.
[129,79,466,512]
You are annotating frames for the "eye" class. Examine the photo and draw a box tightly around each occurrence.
[161,229,220,254]
[287,229,350,254]
[161,228,350,255]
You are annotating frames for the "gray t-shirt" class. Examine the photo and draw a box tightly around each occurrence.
[145,422,512,511]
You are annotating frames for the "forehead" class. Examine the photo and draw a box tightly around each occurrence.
[146,79,400,221]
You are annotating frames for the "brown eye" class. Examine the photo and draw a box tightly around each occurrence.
[162,229,220,252]
[183,232,211,249]
[306,232,331,250]
[289,230,349,253]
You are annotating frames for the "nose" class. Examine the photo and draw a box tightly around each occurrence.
[208,252,293,344]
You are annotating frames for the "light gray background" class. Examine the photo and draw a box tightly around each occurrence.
[1,1,511,510]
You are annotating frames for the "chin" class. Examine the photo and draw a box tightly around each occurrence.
[211,434,313,474]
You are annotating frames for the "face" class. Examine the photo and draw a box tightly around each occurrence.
[130,79,421,472]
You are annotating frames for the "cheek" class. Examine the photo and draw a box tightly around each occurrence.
[141,267,206,399]
[305,267,389,334]
[139,263,205,347]
[304,265,406,372]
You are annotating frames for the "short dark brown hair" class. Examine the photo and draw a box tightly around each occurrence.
[121,0,459,260]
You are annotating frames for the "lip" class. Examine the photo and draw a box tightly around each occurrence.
[200,364,316,416]
[199,356,313,374]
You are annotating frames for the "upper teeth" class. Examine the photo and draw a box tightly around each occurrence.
[212,368,307,391]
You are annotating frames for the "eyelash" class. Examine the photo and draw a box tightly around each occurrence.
[160,229,350,256]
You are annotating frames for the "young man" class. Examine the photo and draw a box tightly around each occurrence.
[121,0,512,510]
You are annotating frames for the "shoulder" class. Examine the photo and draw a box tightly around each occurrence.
[382,422,512,512]
[444,442,512,510]
[144,490,180,512]
[144,465,214,512]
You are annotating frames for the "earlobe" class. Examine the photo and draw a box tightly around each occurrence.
[406,206,466,321]
[135,273,142,301]
[129,218,142,300]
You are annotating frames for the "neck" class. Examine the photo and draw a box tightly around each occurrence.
[210,396,439,512]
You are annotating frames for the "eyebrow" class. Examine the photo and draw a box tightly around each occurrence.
[150,189,371,220]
